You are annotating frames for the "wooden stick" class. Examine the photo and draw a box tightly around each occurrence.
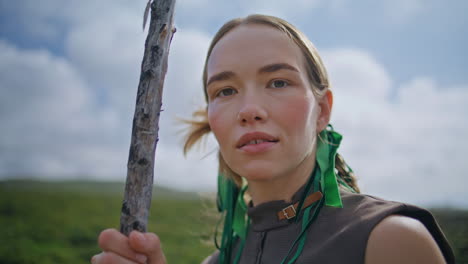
[120,0,176,236]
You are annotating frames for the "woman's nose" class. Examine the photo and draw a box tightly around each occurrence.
[237,103,268,125]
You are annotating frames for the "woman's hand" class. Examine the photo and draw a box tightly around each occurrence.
[91,228,167,264]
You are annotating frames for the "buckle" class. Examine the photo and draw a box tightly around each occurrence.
[282,205,296,220]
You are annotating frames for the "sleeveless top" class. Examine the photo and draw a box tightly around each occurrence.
[205,188,455,264]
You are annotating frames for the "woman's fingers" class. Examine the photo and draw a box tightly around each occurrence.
[91,251,139,264]
[98,229,148,264]
[129,231,167,264]
[95,228,166,264]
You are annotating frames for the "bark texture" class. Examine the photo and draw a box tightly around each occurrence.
[120,0,176,236]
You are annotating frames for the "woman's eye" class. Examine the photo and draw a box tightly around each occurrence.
[216,87,237,97]
[269,79,289,88]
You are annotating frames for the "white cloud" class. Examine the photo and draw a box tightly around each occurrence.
[152,28,217,191]
[62,0,213,147]
[0,40,124,178]
[159,29,211,142]
[65,11,146,119]
[323,49,392,100]
[322,48,468,207]
[0,5,218,188]
[0,40,91,138]
[154,140,218,191]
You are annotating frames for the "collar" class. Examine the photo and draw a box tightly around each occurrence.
[247,184,308,232]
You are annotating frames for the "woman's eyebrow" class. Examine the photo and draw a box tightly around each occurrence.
[258,63,299,74]
[206,63,298,86]
[206,71,236,86]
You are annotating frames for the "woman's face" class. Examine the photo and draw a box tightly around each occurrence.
[206,24,329,184]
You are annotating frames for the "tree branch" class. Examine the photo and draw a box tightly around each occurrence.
[120,0,176,236]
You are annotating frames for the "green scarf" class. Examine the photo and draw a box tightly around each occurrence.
[316,127,343,208]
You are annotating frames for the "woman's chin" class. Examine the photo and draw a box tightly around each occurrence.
[237,168,279,183]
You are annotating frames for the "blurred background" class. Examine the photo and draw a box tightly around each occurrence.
[1,0,467,263]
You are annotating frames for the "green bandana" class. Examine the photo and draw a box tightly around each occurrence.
[316,126,343,208]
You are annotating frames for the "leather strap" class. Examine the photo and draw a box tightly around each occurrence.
[277,191,323,220]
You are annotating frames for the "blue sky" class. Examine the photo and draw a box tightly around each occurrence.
[1,0,467,208]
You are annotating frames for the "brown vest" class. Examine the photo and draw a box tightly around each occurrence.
[206,189,455,264]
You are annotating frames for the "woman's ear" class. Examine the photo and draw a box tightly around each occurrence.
[316,90,333,132]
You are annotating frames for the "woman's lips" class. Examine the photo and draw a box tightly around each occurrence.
[236,132,279,147]
[239,140,278,153]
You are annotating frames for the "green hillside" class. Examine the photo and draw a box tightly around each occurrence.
[0,180,466,263]
[0,180,217,264]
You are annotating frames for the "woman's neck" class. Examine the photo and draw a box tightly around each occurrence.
[247,153,316,206]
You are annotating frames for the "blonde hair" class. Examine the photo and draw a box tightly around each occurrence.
[183,14,359,192]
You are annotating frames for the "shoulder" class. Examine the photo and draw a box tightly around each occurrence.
[200,250,219,264]
[365,215,446,264]
[332,190,454,263]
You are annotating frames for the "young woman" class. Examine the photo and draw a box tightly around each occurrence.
[92,15,454,264]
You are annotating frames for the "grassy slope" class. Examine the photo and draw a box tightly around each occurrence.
[0,180,467,263]
[0,180,217,264]
[430,208,468,263]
